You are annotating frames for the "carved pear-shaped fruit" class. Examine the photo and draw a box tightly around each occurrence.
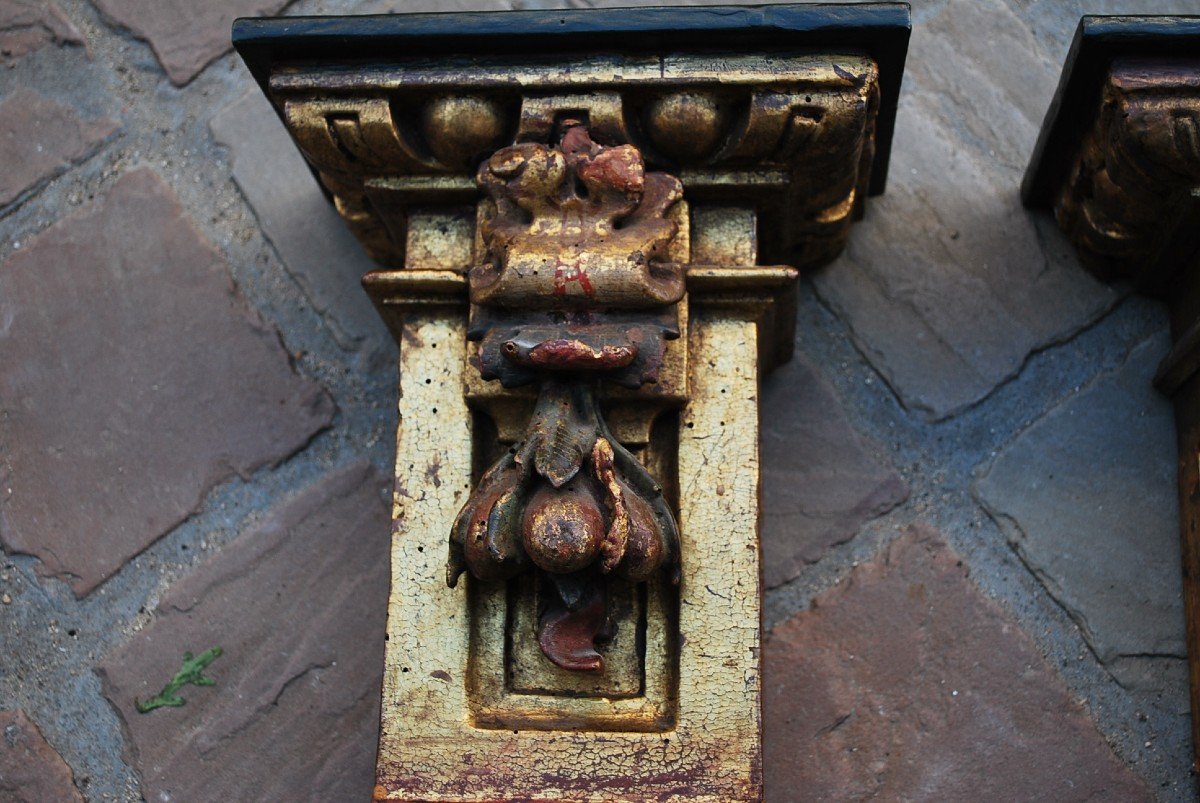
[615,479,665,582]
[464,484,530,582]
[450,455,528,586]
[522,478,604,574]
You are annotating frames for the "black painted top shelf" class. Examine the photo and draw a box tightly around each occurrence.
[232,3,910,195]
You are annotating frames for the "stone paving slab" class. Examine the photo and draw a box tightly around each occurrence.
[812,0,1121,419]
[974,332,1185,688]
[0,1,81,62]
[0,709,83,802]
[0,87,116,207]
[97,461,389,803]
[760,355,908,588]
[91,0,290,86]
[0,167,334,596]
[211,89,388,358]
[763,524,1150,801]
[0,1,1189,799]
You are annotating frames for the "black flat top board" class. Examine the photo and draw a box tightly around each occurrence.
[232,3,911,196]
[1022,14,1200,208]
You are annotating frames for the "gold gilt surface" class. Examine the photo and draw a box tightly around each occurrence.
[376,312,763,802]
[269,45,867,803]
[269,53,880,272]
[463,200,693,445]
[1055,57,1200,289]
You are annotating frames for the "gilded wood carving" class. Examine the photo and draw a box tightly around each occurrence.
[271,53,880,273]
[233,5,908,799]
[1054,59,1200,287]
[449,124,683,671]
[1042,56,1200,764]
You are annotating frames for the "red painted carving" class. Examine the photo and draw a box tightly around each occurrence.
[448,124,685,671]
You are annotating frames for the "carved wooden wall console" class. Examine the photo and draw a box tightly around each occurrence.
[1023,14,1200,770]
[234,5,909,800]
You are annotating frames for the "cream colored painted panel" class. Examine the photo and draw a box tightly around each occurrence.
[375,313,762,802]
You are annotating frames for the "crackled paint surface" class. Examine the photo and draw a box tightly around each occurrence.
[375,314,762,801]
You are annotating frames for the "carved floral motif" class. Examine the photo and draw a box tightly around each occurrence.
[448,124,682,672]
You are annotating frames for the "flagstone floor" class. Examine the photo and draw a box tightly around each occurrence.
[2,0,1198,800]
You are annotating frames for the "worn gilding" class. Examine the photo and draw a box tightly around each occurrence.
[271,52,880,272]
[1054,58,1200,289]
[235,9,901,798]
[377,313,763,801]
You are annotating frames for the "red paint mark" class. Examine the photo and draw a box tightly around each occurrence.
[525,339,637,370]
[553,258,594,298]
[578,145,644,194]
[560,122,593,157]
[539,578,607,672]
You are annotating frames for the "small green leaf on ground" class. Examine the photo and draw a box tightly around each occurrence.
[135,647,223,714]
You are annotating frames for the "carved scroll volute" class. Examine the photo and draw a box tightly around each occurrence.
[447,122,683,672]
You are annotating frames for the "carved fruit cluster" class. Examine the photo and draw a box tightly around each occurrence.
[448,125,686,672]
[447,381,679,589]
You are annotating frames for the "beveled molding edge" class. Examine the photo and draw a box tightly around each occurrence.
[363,264,799,374]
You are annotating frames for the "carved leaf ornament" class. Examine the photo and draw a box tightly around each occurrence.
[448,123,683,671]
